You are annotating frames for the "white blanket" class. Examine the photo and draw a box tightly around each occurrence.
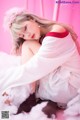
[1,86,80,120]
[0,94,55,120]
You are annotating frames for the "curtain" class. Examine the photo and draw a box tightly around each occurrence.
[26,0,54,20]
[0,0,80,53]
[26,0,80,42]
[55,0,80,43]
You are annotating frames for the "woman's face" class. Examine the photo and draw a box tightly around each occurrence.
[18,20,41,40]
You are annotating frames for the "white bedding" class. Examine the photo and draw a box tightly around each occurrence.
[0,52,80,120]
[1,94,80,120]
[0,97,55,120]
[0,85,80,120]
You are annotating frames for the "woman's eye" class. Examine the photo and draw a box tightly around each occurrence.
[24,26,27,32]
[22,34,25,38]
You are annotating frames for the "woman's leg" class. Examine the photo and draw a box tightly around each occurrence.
[16,40,41,114]
[21,40,41,93]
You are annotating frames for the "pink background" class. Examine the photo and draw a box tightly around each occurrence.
[0,0,80,53]
[0,0,26,53]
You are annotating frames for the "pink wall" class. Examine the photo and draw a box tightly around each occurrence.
[0,0,54,53]
[0,0,26,53]
[0,0,80,53]
[56,0,80,43]
[26,0,54,19]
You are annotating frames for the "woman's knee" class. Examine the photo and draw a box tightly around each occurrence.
[22,40,41,54]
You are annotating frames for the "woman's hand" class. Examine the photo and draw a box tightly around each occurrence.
[2,92,12,105]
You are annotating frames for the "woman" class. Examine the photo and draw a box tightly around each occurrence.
[1,7,80,114]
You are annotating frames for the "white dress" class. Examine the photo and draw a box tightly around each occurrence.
[0,31,80,105]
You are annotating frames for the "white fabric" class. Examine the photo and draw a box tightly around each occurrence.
[64,88,80,116]
[36,69,77,103]
[0,52,20,69]
[0,33,80,105]
[0,101,55,120]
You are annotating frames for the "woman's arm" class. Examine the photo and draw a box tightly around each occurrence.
[0,28,75,94]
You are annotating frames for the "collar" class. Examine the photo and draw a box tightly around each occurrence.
[46,31,69,38]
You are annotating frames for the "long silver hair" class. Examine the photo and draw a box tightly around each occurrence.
[3,7,79,55]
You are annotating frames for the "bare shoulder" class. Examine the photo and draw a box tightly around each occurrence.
[51,24,66,33]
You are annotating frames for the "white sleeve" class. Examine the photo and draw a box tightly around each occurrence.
[0,36,75,94]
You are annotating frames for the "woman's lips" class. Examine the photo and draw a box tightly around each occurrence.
[31,34,35,38]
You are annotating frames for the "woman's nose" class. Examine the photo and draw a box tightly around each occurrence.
[27,32,31,37]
